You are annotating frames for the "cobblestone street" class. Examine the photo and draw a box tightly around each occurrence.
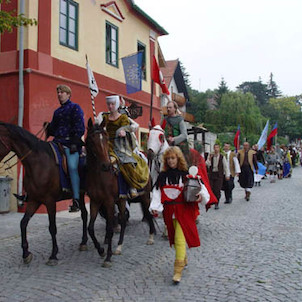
[1,167,302,302]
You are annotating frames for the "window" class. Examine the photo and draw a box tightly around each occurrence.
[137,41,146,80]
[59,0,78,50]
[106,22,118,67]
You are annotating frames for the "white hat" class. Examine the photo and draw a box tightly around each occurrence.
[106,95,120,111]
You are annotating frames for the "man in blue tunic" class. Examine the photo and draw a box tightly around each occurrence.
[47,84,85,212]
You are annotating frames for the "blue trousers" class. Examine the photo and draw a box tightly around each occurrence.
[64,147,80,200]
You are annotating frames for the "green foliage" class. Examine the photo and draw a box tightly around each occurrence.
[215,77,229,107]
[267,72,282,99]
[237,80,269,106]
[205,91,266,137]
[0,0,37,34]
[187,87,209,123]
[264,97,302,140]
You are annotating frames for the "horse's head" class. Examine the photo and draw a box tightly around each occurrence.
[86,117,109,161]
[147,123,168,160]
[0,123,12,162]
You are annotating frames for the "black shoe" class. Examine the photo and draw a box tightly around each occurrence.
[13,193,27,207]
[69,199,80,212]
[224,199,232,204]
[214,204,219,210]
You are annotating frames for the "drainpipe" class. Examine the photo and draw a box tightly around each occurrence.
[18,0,25,198]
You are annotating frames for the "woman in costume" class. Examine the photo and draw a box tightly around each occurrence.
[97,95,149,199]
[149,146,209,284]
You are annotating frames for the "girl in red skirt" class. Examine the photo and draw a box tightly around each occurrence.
[150,146,210,284]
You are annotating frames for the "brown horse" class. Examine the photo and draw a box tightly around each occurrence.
[0,122,88,265]
[85,118,155,267]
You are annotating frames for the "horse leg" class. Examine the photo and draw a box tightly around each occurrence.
[20,200,40,264]
[113,199,127,256]
[45,201,59,266]
[88,202,105,258]
[103,201,115,267]
[79,192,88,251]
[140,195,156,245]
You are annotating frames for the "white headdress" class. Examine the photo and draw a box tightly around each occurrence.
[106,95,120,111]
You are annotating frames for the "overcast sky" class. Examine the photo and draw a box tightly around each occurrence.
[135,0,302,96]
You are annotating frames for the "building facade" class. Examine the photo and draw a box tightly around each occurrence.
[0,0,167,211]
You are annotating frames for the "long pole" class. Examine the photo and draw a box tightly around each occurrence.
[18,0,25,198]
[149,79,154,126]
[91,95,97,120]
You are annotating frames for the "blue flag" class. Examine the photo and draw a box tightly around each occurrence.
[257,120,269,150]
[122,52,143,94]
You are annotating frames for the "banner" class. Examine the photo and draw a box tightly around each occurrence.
[267,122,278,151]
[86,56,99,98]
[152,55,170,95]
[257,120,269,150]
[122,52,143,94]
[233,125,240,151]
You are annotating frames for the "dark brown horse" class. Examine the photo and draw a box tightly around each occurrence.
[0,122,88,265]
[85,118,155,267]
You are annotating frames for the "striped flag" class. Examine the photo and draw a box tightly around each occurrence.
[233,125,240,152]
[267,122,278,151]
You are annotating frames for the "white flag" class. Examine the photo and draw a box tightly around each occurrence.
[86,57,99,98]
[257,120,269,150]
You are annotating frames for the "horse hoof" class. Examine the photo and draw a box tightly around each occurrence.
[46,259,58,266]
[146,239,154,245]
[79,244,88,251]
[23,253,33,264]
[102,261,112,268]
[113,249,122,255]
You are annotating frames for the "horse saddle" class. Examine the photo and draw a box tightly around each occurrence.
[49,142,86,193]
[49,142,68,174]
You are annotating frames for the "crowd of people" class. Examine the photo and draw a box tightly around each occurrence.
[13,85,300,285]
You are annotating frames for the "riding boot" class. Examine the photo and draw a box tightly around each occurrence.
[69,198,80,212]
[172,260,185,284]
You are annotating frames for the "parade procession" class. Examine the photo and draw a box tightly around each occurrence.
[1,1,302,301]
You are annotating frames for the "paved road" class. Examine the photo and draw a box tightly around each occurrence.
[0,167,302,302]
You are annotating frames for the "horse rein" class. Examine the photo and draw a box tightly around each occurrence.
[0,125,46,171]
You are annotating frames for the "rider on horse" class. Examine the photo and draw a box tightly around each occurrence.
[46,84,85,212]
[97,95,149,199]
[163,101,190,164]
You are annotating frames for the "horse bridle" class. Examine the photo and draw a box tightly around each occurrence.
[87,128,113,172]
[149,127,167,175]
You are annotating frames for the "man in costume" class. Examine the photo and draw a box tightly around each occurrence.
[163,101,189,161]
[47,84,85,212]
[222,142,240,204]
[206,143,230,209]
[237,142,258,201]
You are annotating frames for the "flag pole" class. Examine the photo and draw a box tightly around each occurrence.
[86,54,98,121]
[91,95,97,120]
[149,79,154,127]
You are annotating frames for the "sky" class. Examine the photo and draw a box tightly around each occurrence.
[135,0,302,96]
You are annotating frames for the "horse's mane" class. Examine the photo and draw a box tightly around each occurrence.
[0,122,53,156]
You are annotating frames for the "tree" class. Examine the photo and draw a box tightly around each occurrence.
[187,88,209,123]
[204,91,266,143]
[215,77,229,107]
[179,60,191,89]
[264,97,302,140]
[0,0,37,34]
[267,72,282,99]
[237,80,269,106]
